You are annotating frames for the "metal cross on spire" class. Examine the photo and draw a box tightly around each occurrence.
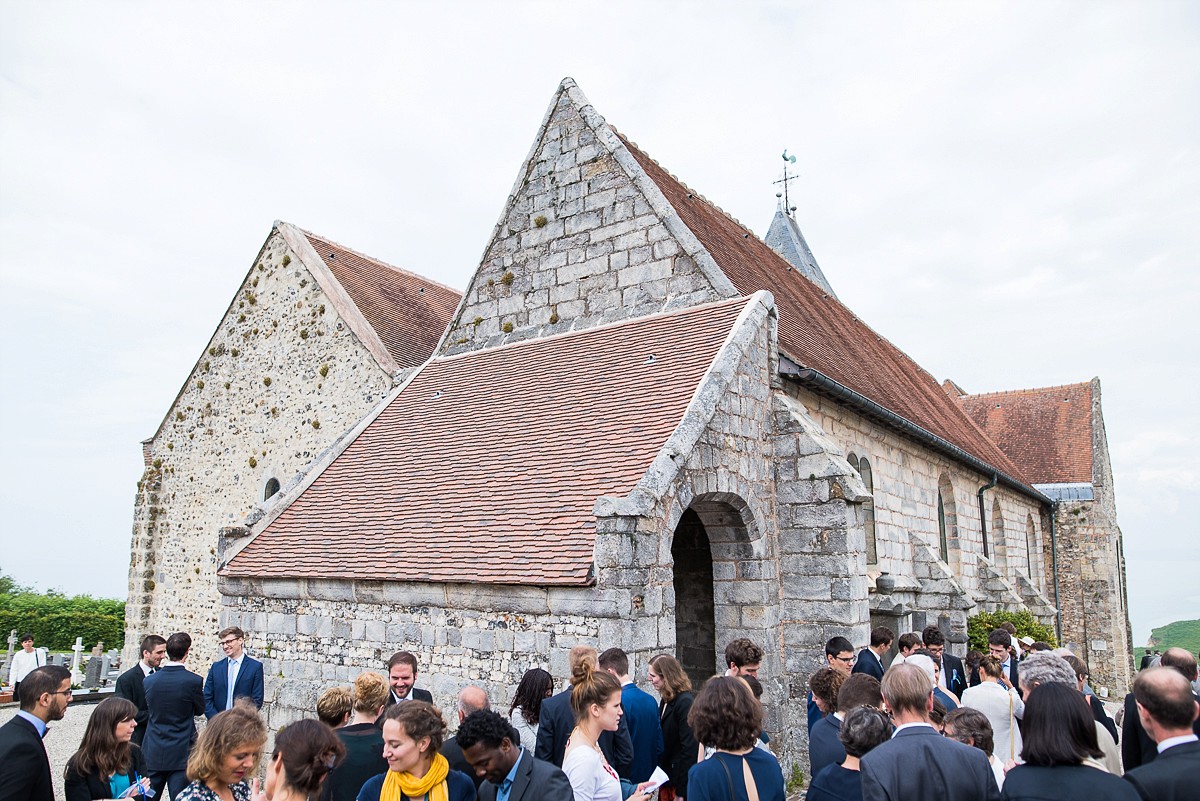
[774,149,799,218]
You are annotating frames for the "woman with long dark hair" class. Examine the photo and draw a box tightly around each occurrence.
[1000,683,1138,800]
[263,719,345,801]
[64,696,151,800]
[509,667,554,751]
[649,655,697,801]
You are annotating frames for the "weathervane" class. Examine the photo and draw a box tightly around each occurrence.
[774,149,799,218]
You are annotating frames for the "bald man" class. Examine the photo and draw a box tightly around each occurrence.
[1122,647,1200,770]
[1124,666,1200,801]
[441,685,490,790]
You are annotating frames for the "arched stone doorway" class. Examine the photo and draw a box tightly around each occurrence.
[670,495,768,690]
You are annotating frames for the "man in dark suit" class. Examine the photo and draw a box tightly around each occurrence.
[441,685,490,790]
[202,626,264,719]
[861,663,1000,801]
[377,650,433,724]
[600,647,663,782]
[144,632,205,801]
[1122,647,1200,770]
[0,664,72,801]
[535,645,633,776]
[810,673,883,778]
[1124,665,1200,801]
[1140,651,1154,671]
[921,625,966,699]
[114,633,166,746]
[458,708,573,801]
[852,626,893,681]
[987,629,1020,688]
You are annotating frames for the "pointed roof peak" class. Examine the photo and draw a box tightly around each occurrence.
[764,207,836,298]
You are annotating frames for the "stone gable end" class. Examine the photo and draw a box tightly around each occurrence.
[125,227,396,668]
[439,80,729,355]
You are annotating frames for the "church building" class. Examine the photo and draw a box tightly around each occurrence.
[126,78,1130,768]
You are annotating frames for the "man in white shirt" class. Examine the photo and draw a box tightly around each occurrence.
[1124,666,1200,800]
[7,633,45,703]
[890,632,922,667]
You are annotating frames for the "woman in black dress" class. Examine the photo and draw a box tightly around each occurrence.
[649,654,697,800]
[64,696,151,800]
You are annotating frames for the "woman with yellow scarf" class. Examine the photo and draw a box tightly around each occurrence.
[357,701,476,801]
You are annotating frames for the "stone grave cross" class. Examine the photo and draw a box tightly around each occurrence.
[70,637,84,685]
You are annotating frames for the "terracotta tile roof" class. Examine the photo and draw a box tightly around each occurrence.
[620,136,1027,483]
[957,382,1094,485]
[223,296,753,584]
[303,231,461,369]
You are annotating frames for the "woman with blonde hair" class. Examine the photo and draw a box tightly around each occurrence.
[323,672,391,801]
[649,655,697,801]
[357,700,474,801]
[64,696,151,800]
[174,699,267,801]
[562,653,653,801]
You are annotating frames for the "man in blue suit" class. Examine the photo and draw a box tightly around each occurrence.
[144,632,206,801]
[202,626,264,719]
[852,626,893,681]
[861,663,999,801]
[600,647,663,783]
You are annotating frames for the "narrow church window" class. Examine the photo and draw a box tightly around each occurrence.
[264,478,281,501]
[937,492,949,563]
[1025,514,1039,584]
[991,497,1008,577]
[937,473,957,565]
[849,453,877,564]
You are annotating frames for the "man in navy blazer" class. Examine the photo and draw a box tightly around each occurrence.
[1124,665,1200,801]
[851,626,893,681]
[0,665,72,801]
[861,663,1000,801]
[459,709,573,801]
[144,632,206,801]
[535,646,634,777]
[600,647,663,782]
[202,626,264,719]
[922,625,967,699]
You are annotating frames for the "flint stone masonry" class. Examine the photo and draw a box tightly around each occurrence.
[125,226,396,669]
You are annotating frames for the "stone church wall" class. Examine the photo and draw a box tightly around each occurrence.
[125,229,395,668]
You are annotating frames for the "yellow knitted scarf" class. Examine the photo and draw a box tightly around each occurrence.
[380,753,450,801]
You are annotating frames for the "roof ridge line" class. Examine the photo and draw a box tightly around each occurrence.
[295,224,463,296]
[433,294,753,365]
[960,381,1094,399]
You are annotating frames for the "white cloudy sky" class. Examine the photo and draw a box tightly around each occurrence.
[1,1,1196,644]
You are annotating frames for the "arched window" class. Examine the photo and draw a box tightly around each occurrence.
[937,474,957,565]
[1025,514,1040,585]
[264,477,281,501]
[846,453,877,564]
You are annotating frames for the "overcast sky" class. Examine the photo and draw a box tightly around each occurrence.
[2,1,1196,645]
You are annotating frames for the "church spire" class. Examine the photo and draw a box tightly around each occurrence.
[763,150,837,298]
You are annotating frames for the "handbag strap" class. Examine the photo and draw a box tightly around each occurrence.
[717,755,736,799]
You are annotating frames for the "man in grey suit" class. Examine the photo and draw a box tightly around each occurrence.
[1124,666,1200,801]
[861,663,1000,801]
[458,708,573,801]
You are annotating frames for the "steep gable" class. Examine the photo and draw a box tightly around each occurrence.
[437,78,737,355]
[957,381,1095,485]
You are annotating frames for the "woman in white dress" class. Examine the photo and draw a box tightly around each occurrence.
[562,650,654,801]
[960,655,1024,763]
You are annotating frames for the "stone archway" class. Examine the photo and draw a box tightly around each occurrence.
[670,495,768,690]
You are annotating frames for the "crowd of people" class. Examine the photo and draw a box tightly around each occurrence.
[0,624,1196,801]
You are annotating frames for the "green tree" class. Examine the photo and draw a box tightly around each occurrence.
[967,610,1056,653]
[0,567,125,650]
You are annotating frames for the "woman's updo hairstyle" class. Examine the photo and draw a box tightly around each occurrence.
[977,655,1004,680]
[272,718,346,795]
[568,646,620,721]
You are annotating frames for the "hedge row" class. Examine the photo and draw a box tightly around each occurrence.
[966,609,1057,653]
[0,611,124,651]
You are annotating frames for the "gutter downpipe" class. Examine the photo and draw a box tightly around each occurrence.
[977,473,998,560]
[1049,512,1062,641]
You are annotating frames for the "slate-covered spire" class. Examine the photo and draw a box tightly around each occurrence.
[764,204,836,298]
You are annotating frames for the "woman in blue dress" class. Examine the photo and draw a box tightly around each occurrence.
[684,677,784,801]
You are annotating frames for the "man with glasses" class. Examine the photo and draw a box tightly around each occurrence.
[202,625,264,719]
[0,664,72,801]
[922,625,967,699]
[808,636,857,731]
[144,632,205,800]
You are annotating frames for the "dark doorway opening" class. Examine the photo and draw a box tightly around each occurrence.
[672,508,716,689]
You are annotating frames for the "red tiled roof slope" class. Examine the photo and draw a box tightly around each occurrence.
[957,382,1094,485]
[304,231,461,369]
[620,136,1027,483]
[224,296,753,584]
